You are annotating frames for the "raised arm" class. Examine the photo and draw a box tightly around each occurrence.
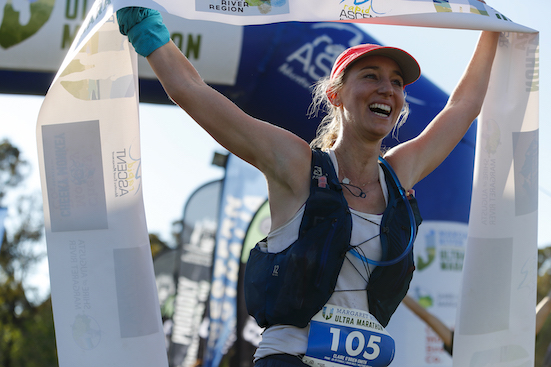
[117,8,312,227]
[145,41,311,173]
[386,31,500,189]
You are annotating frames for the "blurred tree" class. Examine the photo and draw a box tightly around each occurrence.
[0,139,56,366]
[150,232,171,259]
[0,139,28,201]
[536,245,551,366]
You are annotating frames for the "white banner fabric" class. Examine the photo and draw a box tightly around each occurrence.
[112,0,536,31]
[453,31,539,367]
[36,10,168,367]
[38,0,538,366]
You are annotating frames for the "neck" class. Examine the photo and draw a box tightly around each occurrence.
[332,144,380,187]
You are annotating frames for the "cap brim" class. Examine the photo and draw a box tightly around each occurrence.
[355,47,421,86]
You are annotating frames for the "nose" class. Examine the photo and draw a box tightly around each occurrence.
[378,77,394,96]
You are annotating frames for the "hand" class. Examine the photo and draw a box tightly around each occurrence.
[117,7,157,35]
[116,7,170,57]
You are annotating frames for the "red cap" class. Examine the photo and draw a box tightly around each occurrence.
[330,44,421,86]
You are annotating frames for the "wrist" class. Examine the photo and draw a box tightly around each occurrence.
[117,7,170,57]
[127,15,170,57]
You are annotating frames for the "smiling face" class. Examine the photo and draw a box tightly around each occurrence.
[336,55,406,142]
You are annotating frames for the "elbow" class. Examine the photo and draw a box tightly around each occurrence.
[448,83,491,121]
[163,76,207,109]
[468,104,483,122]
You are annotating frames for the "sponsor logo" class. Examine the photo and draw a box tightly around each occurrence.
[417,227,466,272]
[413,288,434,309]
[0,0,112,51]
[112,145,141,197]
[197,0,289,16]
[417,230,436,271]
[337,0,391,20]
[482,119,501,155]
[278,23,364,89]
[322,306,334,320]
[72,313,101,349]
[0,0,55,49]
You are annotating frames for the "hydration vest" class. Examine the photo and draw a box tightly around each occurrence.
[244,149,422,328]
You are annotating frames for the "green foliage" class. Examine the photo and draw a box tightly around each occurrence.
[0,139,57,366]
[0,292,57,367]
[0,139,28,202]
[150,232,170,259]
[536,245,551,366]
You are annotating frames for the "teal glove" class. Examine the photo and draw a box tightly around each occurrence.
[117,7,170,57]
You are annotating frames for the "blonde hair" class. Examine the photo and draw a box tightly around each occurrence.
[308,73,410,150]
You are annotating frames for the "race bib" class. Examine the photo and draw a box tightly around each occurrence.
[302,305,395,367]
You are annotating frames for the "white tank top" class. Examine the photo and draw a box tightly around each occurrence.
[253,150,387,361]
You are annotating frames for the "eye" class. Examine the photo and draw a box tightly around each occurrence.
[392,78,404,88]
[363,73,377,80]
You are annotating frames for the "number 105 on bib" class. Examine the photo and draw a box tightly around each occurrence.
[304,318,395,367]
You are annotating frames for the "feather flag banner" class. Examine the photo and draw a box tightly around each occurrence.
[37,0,538,366]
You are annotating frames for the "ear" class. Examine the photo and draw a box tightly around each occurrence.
[326,88,342,107]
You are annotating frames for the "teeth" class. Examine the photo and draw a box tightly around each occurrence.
[370,103,391,112]
[369,103,392,117]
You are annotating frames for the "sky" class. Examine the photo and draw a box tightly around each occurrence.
[0,0,549,301]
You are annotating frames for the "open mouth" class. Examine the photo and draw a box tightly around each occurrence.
[369,103,392,118]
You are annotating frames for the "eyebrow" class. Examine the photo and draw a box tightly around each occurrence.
[359,65,404,80]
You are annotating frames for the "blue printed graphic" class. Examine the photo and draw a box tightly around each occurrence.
[306,320,395,367]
